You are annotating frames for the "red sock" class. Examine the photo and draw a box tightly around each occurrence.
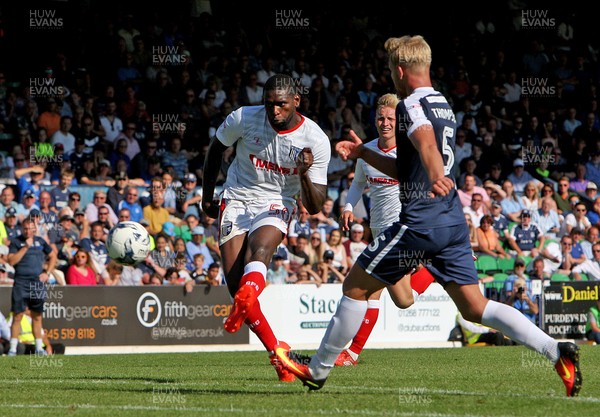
[244,300,278,353]
[411,268,435,294]
[348,302,380,355]
[242,271,266,296]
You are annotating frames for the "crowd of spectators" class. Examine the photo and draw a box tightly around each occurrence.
[0,3,599,295]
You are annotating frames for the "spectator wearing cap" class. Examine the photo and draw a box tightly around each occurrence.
[267,254,290,285]
[0,186,21,220]
[569,163,590,193]
[14,165,46,203]
[584,181,598,204]
[50,115,76,156]
[107,171,129,213]
[176,172,202,219]
[20,190,40,220]
[49,169,75,212]
[318,249,346,284]
[531,198,561,240]
[507,209,544,258]
[81,158,115,187]
[185,226,214,270]
[506,158,542,196]
[2,207,21,243]
[343,223,368,268]
[117,185,143,222]
[48,213,79,268]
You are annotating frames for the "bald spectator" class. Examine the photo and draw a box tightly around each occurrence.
[84,190,118,225]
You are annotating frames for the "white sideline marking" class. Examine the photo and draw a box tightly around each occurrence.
[0,403,546,417]
[1,379,598,403]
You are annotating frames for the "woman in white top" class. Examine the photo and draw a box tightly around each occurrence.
[521,180,542,211]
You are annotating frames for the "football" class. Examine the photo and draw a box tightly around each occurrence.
[106,221,151,266]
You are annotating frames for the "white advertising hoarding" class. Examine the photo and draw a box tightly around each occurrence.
[251,283,458,346]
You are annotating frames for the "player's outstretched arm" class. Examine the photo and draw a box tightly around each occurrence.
[201,137,228,218]
[409,125,453,197]
[337,130,397,179]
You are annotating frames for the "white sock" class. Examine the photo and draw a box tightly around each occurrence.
[9,338,18,353]
[481,300,559,363]
[35,338,44,351]
[310,296,367,379]
[367,299,381,309]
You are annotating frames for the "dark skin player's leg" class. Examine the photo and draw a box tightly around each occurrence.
[220,226,283,297]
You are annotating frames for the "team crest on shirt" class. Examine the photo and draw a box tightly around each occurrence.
[289,145,303,163]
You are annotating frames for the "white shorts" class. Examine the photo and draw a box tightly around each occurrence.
[218,198,297,245]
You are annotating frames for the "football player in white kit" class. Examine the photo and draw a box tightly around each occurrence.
[335,93,434,366]
[202,74,331,381]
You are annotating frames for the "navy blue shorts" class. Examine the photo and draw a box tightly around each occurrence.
[11,280,46,314]
[355,222,478,286]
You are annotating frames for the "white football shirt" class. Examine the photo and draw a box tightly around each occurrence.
[347,139,402,231]
[216,106,331,202]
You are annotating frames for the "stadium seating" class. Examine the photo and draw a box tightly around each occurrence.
[497,257,515,273]
[476,255,499,275]
[550,273,570,282]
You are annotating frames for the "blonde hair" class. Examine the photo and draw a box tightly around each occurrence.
[384,35,432,69]
[377,93,400,109]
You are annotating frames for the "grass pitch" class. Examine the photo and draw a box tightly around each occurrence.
[1,345,598,417]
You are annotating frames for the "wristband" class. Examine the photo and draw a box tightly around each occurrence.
[344,203,353,213]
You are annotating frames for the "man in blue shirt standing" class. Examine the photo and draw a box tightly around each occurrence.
[6,217,57,356]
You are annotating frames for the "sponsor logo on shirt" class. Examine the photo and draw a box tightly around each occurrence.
[249,154,298,175]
